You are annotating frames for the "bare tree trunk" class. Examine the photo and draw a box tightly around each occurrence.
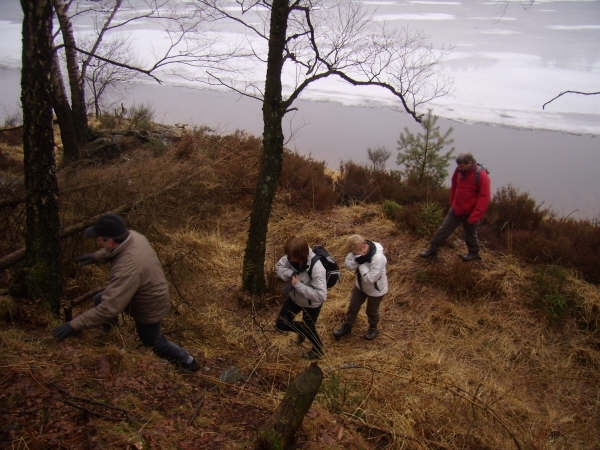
[242,0,289,295]
[17,0,62,312]
[53,0,89,146]
[256,363,323,450]
[50,48,79,162]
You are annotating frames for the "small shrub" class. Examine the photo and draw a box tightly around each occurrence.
[376,169,404,200]
[381,200,403,222]
[319,371,364,415]
[210,131,262,204]
[173,133,198,160]
[527,265,582,324]
[335,161,380,204]
[396,201,445,237]
[280,151,336,210]
[486,185,547,232]
[509,218,600,284]
[390,179,449,208]
[418,261,502,301]
[127,104,154,131]
[97,113,119,129]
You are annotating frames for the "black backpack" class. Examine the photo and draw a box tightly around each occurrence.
[308,245,340,289]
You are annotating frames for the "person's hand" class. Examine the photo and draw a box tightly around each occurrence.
[291,274,300,287]
[52,323,74,341]
[76,252,96,266]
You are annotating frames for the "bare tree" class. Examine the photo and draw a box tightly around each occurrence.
[84,38,136,117]
[53,0,92,157]
[50,0,222,159]
[367,146,391,172]
[50,39,78,162]
[198,0,447,295]
[17,0,62,311]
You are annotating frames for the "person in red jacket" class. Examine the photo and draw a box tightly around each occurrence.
[419,152,491,261]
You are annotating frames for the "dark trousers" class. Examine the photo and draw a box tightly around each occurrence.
[136,322,192,365]
[344,286,383,329]
[95,292,191,365]
[430,207,480,254]
[276,297,323,354]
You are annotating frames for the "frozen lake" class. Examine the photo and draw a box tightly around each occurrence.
[0,1,599,219]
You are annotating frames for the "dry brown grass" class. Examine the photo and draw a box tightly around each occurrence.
[1,121,599,449]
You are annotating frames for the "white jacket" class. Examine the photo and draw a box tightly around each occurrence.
[345,241,388,297]
[275,248,327,308]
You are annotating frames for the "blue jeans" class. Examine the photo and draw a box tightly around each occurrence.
[276,297,323,354]
[429,207,480,254]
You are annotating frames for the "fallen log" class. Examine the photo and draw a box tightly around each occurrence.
[0,204,131,271]
[256,362,323,450]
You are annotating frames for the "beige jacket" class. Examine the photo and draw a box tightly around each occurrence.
[70,230,170,330]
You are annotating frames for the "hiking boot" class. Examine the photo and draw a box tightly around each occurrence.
[460,253,481,262]
[296,333,306,345]
[303,349,323,360]
[364,328,379,340]
[419,249,437,258]
[178,357,201,373]
[333,323,351,339]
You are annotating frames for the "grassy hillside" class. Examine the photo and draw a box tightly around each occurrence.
[1,119,599,449]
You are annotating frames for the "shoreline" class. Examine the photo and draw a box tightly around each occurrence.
[1,70,598,220]
[106,83,600,221]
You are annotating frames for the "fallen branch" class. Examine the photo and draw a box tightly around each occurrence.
[542,90,600,109]
[188,392,206,426]
[49,382,132,422]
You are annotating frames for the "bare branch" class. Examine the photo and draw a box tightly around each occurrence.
[199,2,445,122]
[196,0,270,40]
[206,71,264,101]
[80,0,123,80]
[543,90,600,110]
[75,46,163,83]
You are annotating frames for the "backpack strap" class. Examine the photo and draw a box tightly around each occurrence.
[307,254,320,279]
[475,163,482,189]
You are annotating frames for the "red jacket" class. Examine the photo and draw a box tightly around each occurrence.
[450,164,491,224]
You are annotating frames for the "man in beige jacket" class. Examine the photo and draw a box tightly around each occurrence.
[52,214,200,372]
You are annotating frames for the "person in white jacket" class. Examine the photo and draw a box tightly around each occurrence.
[275,236,327,360]
[333,234,388,340]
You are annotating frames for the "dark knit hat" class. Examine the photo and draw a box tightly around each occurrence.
[84,213,128,239]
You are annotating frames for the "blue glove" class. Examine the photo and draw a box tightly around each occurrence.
[76,253,96,266]
[52,323,74,341]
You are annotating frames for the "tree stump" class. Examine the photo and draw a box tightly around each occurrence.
[256,362,323,450]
